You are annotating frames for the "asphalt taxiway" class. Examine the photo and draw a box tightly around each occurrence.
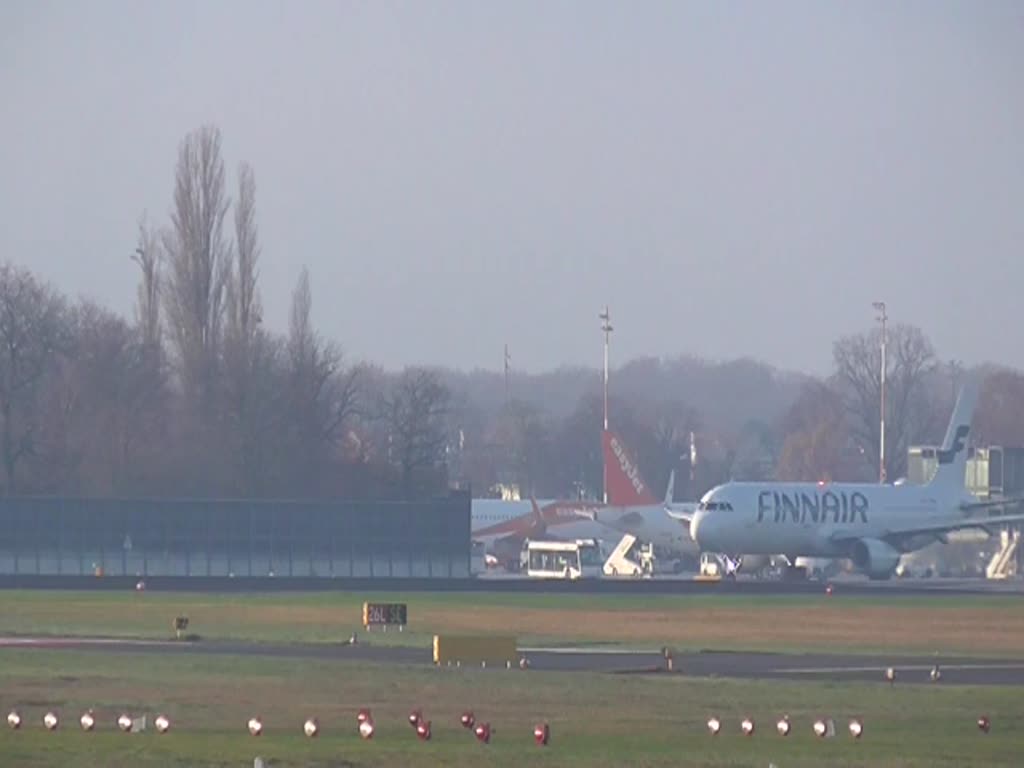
[3,635,1021,687]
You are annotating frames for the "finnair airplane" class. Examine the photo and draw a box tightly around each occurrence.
[688,376,1024,580]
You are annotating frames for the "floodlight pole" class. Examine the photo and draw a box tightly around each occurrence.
[873,301,887,484]
[599,307,613,503]
[503,344,511,406]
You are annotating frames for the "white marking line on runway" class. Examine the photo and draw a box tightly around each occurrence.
[783,663,1024,674]
[0,636,181,648]
[519,647,661,655]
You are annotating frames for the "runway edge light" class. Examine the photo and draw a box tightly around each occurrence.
[474,722,491,743]
[534,722,550,746]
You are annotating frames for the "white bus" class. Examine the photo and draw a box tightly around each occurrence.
[525,539,603,580]
[470,540,487,575]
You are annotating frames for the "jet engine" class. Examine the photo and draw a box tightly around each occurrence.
[850,538,901,580]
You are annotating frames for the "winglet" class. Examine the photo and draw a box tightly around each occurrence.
[664,470,675,506]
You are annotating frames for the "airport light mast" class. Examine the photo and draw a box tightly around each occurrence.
[599,306,613,503]
[873,301,887,484]
[504,344,511,407]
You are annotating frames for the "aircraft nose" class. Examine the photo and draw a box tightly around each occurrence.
[690,509,718,549]
[689,510,706,544]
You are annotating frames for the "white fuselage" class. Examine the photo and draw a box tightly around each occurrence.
[470,499,613,548]
[593,503,699,557]
[690,481,970,558]
[471,498,696,557]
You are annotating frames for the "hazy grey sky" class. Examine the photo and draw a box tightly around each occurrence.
[3,1,1022,374]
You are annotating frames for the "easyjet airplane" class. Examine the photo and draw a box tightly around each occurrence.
[588,430,699,558]
[472,429,703,562]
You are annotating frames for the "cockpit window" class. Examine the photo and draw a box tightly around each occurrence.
[700,501,734,512]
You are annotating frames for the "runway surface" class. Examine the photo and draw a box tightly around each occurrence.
[3,635,1022,686]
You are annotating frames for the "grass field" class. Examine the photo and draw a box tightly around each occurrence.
[0,648,1020,767]
[1,589,1023,656]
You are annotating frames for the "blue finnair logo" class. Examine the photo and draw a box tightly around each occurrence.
[937,425,969,465]
[757,490,869,524]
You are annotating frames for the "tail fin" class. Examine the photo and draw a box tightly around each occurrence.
[602,430,658,506]
[528,496,548,538]
[927,375,979,491]
[664,470,675,506]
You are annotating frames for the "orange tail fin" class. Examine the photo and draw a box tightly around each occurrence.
[602,430,658,506]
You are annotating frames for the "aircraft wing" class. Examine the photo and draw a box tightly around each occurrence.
[960,496,1024,512]
[879,511,1024,541]
[664,503,697,526]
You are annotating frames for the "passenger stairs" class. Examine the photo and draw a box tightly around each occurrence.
[603,534,654,577]
[986,528,1021,580]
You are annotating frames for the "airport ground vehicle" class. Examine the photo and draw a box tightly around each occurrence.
[524,538,603,579]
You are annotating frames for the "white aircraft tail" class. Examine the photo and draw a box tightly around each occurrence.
[926,375,979,491]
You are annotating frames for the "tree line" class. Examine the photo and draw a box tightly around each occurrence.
[4,124,1023,501]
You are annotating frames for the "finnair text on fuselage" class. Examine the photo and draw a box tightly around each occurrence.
[757,489,869,525]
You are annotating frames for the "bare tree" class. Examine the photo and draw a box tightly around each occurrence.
[0,264,71,493]
[131,214,162,351]
[285,267,361,494]
[226,162,261,351]
[489,398,554,496]
[976,369,1024,447]
[379,367,451,496]
[775,381,863,482]
[832,323,938,480]
[161,124,232,404]
[220,161,273,494]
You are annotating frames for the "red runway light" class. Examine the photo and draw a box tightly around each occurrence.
[416,719,432,741]
[408,709,422,728]
[460,711,475,729]
[977,715,990,734]
[474,722,491,743]
[357,708,372,724]
[534,722,550,746]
